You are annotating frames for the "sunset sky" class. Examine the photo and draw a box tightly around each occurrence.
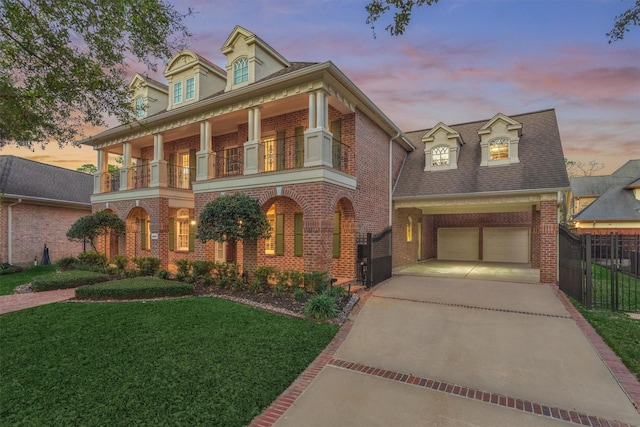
[3,0,639,175]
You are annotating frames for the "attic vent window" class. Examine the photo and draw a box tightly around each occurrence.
[489,137,510,160]
[233,57,249,84]
[432,146,450,166]
[134,96,145,118]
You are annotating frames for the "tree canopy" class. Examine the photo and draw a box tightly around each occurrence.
[0,0,191,150]
[67,211,126,252]
[196,193,271,244]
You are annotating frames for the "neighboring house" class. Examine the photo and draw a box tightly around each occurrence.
[81,26,414,280]
[569,160,640,235]
[81,26,569,284]
[392,110,570,284]
[0,155,93,266]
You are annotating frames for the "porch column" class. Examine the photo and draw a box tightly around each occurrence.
[303,213,334,276]
[196,120,213,181]
[244,107,263,175]
[539,197,559,284]
[120,142,131,191]
[304,89,333,167]
[150,133,167,187]
[94,149,109,193]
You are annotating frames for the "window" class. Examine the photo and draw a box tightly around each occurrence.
[186,77,195,100]
[224,147,240,175]
[140,218,150,250]
[265,206,276,255]
[406,217,413,242]
[178,151,191,189]
[233,57,249,84]
[134,96,145,118]
[173,81,183,104]
[431,146,449,166]
[170,209,194,252]
[264,135,276,172]
[489,138,510,160]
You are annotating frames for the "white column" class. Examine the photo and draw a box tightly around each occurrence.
[120,142,132,190]
[197,120,212,181]
[95,149,107,193]
[154,134,164,161]
[248,108,255,141]
[308,91,316,129]
[244,107,263,175]
[253,107,261,141]
[151,133,167,187]
[316,91,325,129]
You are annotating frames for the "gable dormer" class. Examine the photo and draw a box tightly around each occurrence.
[164,49,226,110]
[128,73,168,119]
[422,122,464,171]
[221,26,290,92]
[478,113,522,166]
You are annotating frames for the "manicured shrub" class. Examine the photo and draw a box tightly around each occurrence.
[31,271,109,292]
[132,257,161,276]
[191,260,215,281]
[304,271,330,294]
[174,259,190,281]
[273,282,287,298]
[111,254,128,273]
[327,285,348,298]
[56,257,77,271]
[156,269,171,280]
[77,251,107,268]
[303,292,338,320]
[293,287,308,302]
[217,262,243,290]
[75,277,193,300]
[288,270,304,290]
[253,266,278,290]
[0,263,23,275]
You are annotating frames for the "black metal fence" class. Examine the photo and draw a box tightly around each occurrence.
[357,228,392,289]
[558,226,640,312]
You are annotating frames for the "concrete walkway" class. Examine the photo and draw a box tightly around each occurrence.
[0,288,76,315]
[252,275,640,427]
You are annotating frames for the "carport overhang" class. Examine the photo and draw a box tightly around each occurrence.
[393,189,566,214]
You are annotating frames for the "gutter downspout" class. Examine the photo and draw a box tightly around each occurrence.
[7,198,22,265]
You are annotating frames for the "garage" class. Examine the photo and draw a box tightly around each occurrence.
[482,227,530,263]
[437,228,479,261]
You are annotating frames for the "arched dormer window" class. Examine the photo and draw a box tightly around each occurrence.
[431,146,450,166]
[489,137,510,160]
[134,96,145,118]
[233,57,249,84]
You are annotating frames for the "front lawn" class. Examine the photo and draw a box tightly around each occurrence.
[0,264,57,295]
[0,298,338,426]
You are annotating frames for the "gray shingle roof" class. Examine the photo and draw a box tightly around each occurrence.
[573,184,640,221]
[393,109,570,198]
[0,155,93,205]
[570,160,640,197]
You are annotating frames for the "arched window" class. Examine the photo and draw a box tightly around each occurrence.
[233,57,249,84]
[134,96,145,118]
[489,137,510,160]
[432,146,449,166]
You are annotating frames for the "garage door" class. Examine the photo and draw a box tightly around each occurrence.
[437,228,479,261]
[483,227,530,263]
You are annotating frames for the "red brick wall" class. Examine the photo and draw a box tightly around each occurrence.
[539,200,559,284]
[392,208,423,267]
[0,201,90,266]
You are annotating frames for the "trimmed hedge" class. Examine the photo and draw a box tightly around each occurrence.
[31,271,109,292]
[0,263,23,275]
[76,278,194,300]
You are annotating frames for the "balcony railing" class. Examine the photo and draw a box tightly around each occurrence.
[260,134,305,173]
[131,163,150,189]
[103,172,120,193]
[331,138,349,173]
[168,164,196,189]
[211,147,244,179]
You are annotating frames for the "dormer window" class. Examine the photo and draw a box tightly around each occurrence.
[134,96,145,118]
[489,138,510,160]
[432,146,450,166]
[173,81,183,104]
[186,77,195,100]
[233,57,249,84]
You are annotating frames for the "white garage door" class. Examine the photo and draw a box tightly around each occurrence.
[483,227,530,263]
[437,228,479,261]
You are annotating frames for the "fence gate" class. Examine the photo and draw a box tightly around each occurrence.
[357,227,392,288]
[558,226,588,307]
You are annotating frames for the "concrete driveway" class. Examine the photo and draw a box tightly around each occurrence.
[254,275,640,427]
[393,259,541,283]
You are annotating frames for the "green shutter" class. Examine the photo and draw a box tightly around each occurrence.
[276,130,285,170]
[333,211,341,258]
[331,119,342,169]
[169,217,175,251]
[294,213,303,257]
[140,219,147,250]
[275,214,284,256]
[168,153,176,187]
[189,149,197,184]
[294,126,304,168]
[189,219,195,252]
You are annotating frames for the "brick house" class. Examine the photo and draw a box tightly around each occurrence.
[392,110,570,283]
[82,26,414,280]
[569,160,640,235]
[0,155,93,266]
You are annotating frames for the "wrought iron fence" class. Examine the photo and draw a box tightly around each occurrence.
[357,227,392,289]
[168,164,196,189]
[131,164,150,189]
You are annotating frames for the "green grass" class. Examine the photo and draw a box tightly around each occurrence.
[0,265,57,295]
[76,277,193,299]
[573,302,640,381]
[0,298,338,426]
[591,264,640,312]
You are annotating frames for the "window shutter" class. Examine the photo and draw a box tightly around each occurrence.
[168,153,176,187]
[140,219,147,250]
[189,149,197,184]
[294,126,304,168]
[275,214,284,256]
[276,130,285,170]
[331,119,342,169]
[169,217,175,251]
[189,219,195,252]
[333,211,341,258]
[294,213,303,257]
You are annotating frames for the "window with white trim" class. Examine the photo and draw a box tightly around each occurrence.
[134,96,145,118]
[431,146,449,166]
[489,137,510,160]
[176,209,190,251]
[173,81,183,104]
[233,57,249,84]
[186,77,195,100]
